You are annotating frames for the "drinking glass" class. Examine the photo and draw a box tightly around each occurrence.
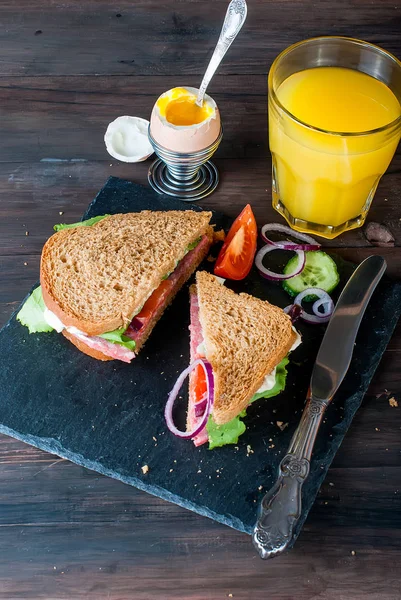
[268,37,401,239]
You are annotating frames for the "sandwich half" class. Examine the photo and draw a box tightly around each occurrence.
[167,271,301,448]
[18,211,214,362]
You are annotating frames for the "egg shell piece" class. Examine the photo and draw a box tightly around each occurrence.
[150,87,221,153]
[104,116,154,163]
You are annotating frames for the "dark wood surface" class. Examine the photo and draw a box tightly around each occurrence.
[1,1,401,598]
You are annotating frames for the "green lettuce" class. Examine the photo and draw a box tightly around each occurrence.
[17,287,136,351]
[207,410,247,450]
[249,356,289,403]
[53,214,110,232]
[186,236,202,252]
[98,328,136,351]
[206,358,289,449]
[16,286,53,333]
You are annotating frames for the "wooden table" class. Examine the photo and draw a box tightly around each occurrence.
[1,1,401,598]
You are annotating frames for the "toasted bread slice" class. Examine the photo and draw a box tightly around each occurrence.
[40,210,212,337]
[63,227,214,361]
[196,272,296,425]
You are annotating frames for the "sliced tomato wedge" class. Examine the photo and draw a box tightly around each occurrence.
[193,364,207,402]
[134,280,172,323]
[214,204,257,280]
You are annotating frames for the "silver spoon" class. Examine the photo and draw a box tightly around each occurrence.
[196,0,247,107]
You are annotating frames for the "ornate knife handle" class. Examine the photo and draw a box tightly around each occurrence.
[253,395,328,559]
[196,0,247,106]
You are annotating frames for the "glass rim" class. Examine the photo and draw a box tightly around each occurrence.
[268,36,401,137]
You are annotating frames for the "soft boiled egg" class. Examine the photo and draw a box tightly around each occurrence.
[150,87,221,153]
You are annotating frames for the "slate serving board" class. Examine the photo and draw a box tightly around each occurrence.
[1,176,401,541]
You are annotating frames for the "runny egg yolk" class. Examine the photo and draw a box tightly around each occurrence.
[157,88,214,126]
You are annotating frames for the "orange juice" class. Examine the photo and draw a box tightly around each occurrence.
[269,66,401,236]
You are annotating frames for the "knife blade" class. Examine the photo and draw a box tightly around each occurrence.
[311,255,387,401]
[253,255,386,559]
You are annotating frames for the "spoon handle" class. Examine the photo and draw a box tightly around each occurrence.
[196,0,247,107]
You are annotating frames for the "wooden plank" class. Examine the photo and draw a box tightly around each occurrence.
[0,0,400,76]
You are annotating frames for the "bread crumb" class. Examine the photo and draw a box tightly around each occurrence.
[246,445,254,456]
[351,550,356,556]
[389,397,398,407]
[23,262,28,266]
[214,229,225,242]
[169,469,173,473]
[228,594,233,598]
[375,427,380,431]
[258,485,263,491]
[197,469,202,473]
[141,465,149,474]
[329,482,334,487]
[25,231,29,236]
[152,436,157,442]
[59,211,64,215]
[277,421,288,431]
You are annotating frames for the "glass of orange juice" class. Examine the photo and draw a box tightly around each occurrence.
[268,37,401,239]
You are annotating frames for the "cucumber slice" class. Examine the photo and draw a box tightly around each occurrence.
[283,251,339,299]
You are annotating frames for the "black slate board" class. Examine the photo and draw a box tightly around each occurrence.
[1,176,401,541]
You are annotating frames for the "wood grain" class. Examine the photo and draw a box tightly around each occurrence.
[1,0,401,597]
[0,0,400,76]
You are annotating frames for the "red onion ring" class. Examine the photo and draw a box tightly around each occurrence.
[255,245,305,281]
[260,223,321,251]
[286,288,334,324]
[194,394,208,417]
[284,303,302,324]
[165,359,214,439]
[130,316,145,331]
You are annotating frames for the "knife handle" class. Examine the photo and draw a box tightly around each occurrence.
[252,394,328,559]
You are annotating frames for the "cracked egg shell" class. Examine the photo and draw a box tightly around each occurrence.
[150,87,221,153]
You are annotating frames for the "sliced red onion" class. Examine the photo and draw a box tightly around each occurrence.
[284,303,302,324]
[165,359,214,439]
[260,223,321,251]
[130,316,145,331]
[194,394,208,417]
[290,288,334,324]
[255,245,305,281]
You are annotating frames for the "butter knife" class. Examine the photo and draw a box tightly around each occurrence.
[253,255,386,559]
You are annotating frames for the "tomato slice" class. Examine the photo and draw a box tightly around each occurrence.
[135,280,172,322]
[193,364,207,403]
[214,204,257,280]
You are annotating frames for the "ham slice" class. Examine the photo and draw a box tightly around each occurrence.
[71,331,136,363]
[187,287,209,447]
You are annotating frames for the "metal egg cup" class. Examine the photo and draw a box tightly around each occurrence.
[148,127,223,201]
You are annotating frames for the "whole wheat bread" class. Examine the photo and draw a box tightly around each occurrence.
[196,271,297,425]
[41,210,212,336]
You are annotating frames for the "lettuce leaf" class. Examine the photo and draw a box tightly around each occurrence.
[249,357,289,403]
[17,287,135,351]
[16,286,54,333]
[98,328,136,351]
[186,236,202,252]
[207,357,289,449]
[206,410,247,450]
[53,214,110,232]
